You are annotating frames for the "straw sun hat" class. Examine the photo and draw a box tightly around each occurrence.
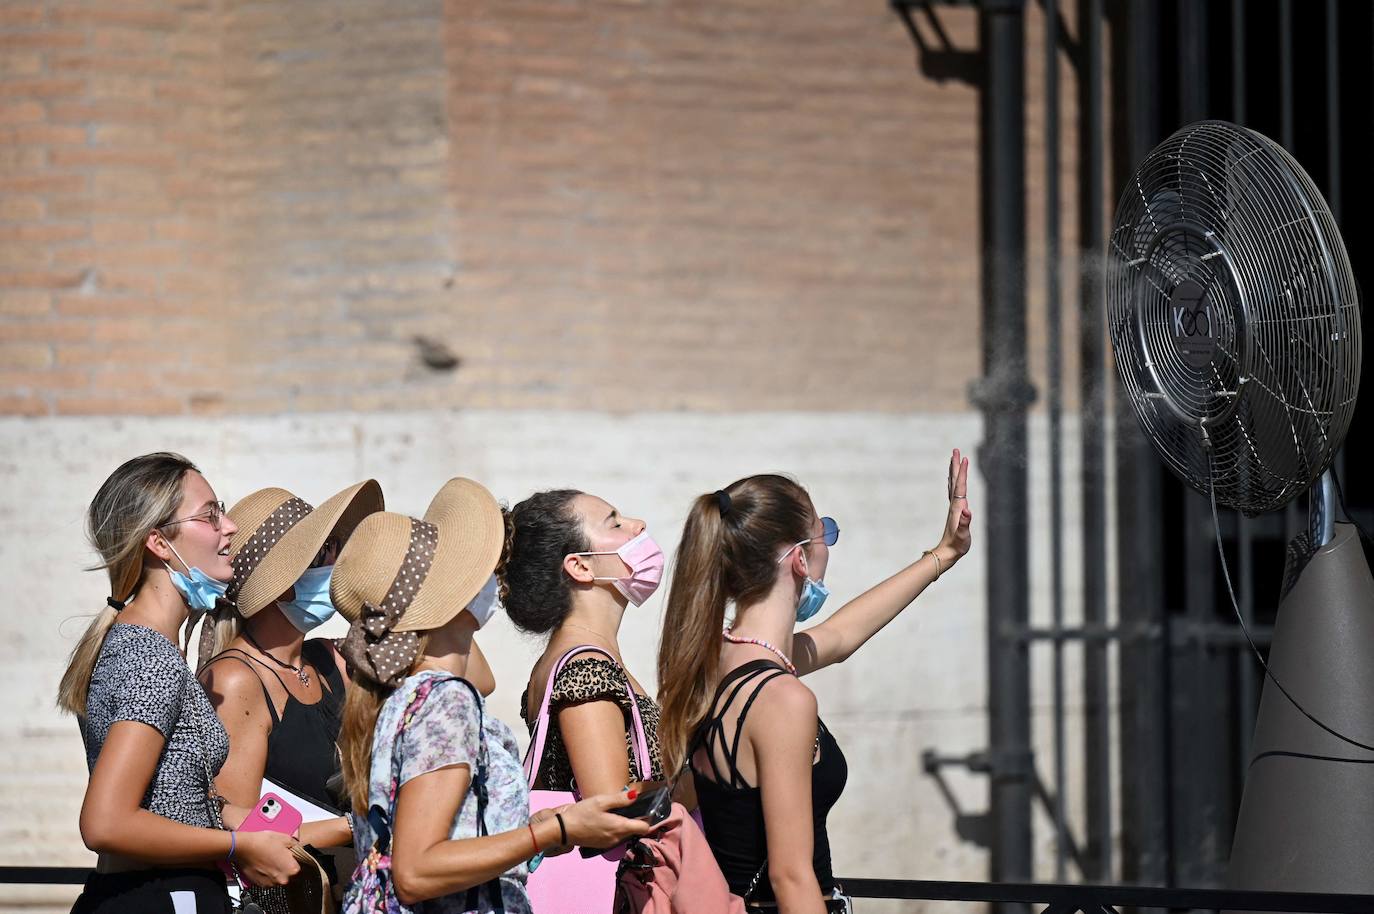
[226,480,385,618]
[332,478,504,635]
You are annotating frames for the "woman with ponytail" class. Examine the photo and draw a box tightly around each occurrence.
[502,490,668,797]
[59,453,301,914]
[657,451,973,913]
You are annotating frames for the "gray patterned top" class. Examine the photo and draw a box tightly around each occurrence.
[80,623,229,828]
[347,670,532,914]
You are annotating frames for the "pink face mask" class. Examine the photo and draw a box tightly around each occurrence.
[573,530,665,606]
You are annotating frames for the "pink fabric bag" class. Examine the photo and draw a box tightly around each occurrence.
[524,645,654,914]
[614,802,745,914]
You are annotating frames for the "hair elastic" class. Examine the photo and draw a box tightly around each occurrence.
[714,489,732,516]
[106,585,138,611]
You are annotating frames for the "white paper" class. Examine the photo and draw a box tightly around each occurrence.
[261,777,342,824]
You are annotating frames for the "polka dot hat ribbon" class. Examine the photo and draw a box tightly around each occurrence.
[340,517,439,687]
[227,496,313,604]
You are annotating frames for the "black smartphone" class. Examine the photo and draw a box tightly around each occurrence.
[612,785,672,825]
[577,786,674,857]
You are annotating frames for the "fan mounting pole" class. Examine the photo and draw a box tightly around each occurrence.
[1308,471,1337,547]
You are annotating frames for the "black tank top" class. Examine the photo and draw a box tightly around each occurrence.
[204,639,346,809]
[691,659,848,902]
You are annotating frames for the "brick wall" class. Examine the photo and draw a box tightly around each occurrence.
[0,0,1093,417]
[0,0,226,416]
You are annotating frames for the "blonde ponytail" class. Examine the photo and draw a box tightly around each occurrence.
[337,633,429,815]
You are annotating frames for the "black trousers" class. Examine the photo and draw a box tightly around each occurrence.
[71,868,231,914]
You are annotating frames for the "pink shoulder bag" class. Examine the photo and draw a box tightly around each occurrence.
[523,645,653,914]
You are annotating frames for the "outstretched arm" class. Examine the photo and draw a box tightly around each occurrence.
[794,448,972,676]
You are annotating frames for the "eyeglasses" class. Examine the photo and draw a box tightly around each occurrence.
[163,500,227,531]
[777,516,840,563]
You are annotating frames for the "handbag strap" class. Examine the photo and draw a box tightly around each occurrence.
[522,644,652,788]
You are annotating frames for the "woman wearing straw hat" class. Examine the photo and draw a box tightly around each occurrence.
[59,453,301,914]
[335,479,652,913]
[198,481,383,862]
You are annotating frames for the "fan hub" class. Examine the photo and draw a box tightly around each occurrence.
[1131,223,1246,428]
[1168,280,1216,368]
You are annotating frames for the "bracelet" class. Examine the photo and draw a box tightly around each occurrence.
[527,822,540,855]
[923,548,943,580]
[555,812,568,847]
[227,830,237,862]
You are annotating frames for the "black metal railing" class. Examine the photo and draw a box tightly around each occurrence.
[4,867,1369,914]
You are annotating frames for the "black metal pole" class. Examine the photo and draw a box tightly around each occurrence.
[977,0,1033,905]
[1076,0,1112,885]
[1043,0,1068,884]
[1232,0,1246,124]
[1115,0,1171,892]
[1325,0,1340,229]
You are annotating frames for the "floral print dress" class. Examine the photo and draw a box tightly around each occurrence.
[346,670,532,914]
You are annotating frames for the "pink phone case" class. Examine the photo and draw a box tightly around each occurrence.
[237,791,303,837]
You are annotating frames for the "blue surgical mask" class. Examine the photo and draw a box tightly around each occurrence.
[781,545,829,623]
[163,540,229,612]
[280,564,336,633]
[796,575,830,622]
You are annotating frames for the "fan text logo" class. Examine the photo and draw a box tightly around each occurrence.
[1170,280,1216,368]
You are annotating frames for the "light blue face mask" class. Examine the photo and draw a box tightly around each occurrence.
[795,574,830,622]
[280,564,336,633]
[780,542,830,623]
[164,540,229,612]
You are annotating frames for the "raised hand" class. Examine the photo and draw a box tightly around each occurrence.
[938,448,973,562]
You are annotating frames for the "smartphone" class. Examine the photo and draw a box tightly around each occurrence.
[576,786,674,858]
[612,785,672,825]
[237,792,303,837]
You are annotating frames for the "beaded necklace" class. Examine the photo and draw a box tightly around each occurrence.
[721,627,797,676]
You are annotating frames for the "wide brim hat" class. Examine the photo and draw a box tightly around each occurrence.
[227,480,384,618]
[332,478,503,634]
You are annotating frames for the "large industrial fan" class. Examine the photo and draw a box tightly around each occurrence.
[1106,120,1369,895]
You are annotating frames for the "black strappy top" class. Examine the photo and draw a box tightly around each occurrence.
[203,639,346,809]
[691,659,848,902]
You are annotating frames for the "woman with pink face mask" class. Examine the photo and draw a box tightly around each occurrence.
[500,490,668,797]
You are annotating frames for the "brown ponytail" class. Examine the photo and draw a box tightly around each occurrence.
[656,474,813,772]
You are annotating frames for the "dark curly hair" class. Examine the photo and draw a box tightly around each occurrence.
[499,489,590,635]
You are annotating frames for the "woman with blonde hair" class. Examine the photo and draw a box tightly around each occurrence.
[335,478,651,913]
[657,451,973,913]
[59,453,300,914]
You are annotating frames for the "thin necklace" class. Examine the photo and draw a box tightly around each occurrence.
[722,626,797,676]
[243,628,311,686]
[561,622,618,650]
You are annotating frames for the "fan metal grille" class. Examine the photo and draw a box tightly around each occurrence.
[1107,120,1361,515]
